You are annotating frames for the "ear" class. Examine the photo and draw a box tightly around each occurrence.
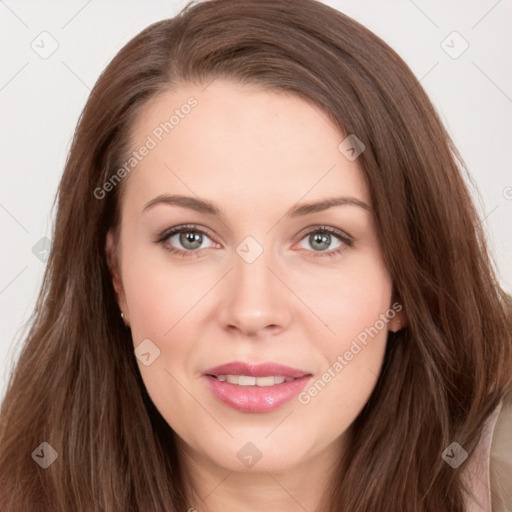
[105,229,129,321]
[388,302,407,333]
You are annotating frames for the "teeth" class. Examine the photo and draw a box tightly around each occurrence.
[215,375,291,386]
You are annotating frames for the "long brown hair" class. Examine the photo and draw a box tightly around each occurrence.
[1,1,510,510]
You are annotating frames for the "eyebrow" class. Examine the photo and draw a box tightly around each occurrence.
[142,194,372,217]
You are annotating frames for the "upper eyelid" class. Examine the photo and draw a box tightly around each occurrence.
[158,223,215,240]
[295,225,353,243]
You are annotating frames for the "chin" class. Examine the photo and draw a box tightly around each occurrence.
[197,437,312,474]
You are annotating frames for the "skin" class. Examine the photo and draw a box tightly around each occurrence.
[106,80,405,511]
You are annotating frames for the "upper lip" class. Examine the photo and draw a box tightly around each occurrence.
[204,361,311,379]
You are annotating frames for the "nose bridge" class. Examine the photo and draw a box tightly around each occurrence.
[218,235,291,335]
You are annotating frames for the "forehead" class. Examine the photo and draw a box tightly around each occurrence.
[124,80,369,213]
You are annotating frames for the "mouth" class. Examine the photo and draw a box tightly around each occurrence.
[202,361,312,413]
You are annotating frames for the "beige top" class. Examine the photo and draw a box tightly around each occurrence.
[461,399,512,511]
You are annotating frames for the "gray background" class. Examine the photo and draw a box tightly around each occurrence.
[1,0,511,399]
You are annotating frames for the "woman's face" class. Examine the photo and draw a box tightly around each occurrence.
[107,80,403,476]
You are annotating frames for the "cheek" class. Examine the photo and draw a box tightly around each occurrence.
[293,256,392,418]
[298,253,393,343]
[120,252,206,418]
[121,247,214,341]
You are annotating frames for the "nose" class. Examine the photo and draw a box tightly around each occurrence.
[217,249,293,337]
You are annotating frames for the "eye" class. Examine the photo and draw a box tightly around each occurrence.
[155,224,217,257]
[155,224,353,259]
[296,226,353,258]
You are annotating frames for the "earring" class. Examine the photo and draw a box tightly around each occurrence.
[120,312,124,319]
[390,320,402,333]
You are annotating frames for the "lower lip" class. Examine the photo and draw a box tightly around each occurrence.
[203,375,312,413]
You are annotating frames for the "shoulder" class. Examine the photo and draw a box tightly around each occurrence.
[490,393,512,512]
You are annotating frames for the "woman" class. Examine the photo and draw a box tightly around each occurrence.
[0,0,510,510]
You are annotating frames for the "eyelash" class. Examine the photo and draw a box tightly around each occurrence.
[154,224,353,259]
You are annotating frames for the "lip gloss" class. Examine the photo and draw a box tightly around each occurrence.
[203,374,312,413]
